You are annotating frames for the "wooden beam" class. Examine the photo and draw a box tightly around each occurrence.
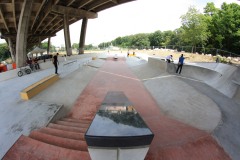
[87,0,114,11]
[54,0,60,5]
[1,33,56,38]
[31,0,47,31]
[66,0,76,6]
[40,15,58,34]
[46,19,62,33]
[0,6,9,32]
[12,0,17,32]
[78,0,94,8]
[52,5,97,19]
[32,0,53,34]
[0,0,12,3]
[111,0,118,4]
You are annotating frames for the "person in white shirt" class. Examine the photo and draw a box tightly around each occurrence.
[166,55,173,63]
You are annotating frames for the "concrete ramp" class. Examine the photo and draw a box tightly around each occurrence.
[144,76,221,132]
[147,57,239,99]
[232,68,240,104]
[233,87,240,104]
[205,64,238,98]
[128,63,168,80]
[180,64,221,82]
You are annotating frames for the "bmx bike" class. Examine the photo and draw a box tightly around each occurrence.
[17,66,31,77]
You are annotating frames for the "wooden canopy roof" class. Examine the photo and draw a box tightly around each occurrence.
[0,0,135,49]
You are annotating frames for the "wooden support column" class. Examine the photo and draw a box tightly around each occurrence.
[47,37,51,54]
[79,18,88,54]
[16,0,34,67]
[63,14,72,56]
[38,37,41,47]
[8,38,16,62]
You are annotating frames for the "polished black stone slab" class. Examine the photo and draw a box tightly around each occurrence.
[85,91,154,147]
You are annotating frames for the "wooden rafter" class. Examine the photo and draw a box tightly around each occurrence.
[39,15,58,34]
[78,0,94,8]
[110,0,118,4]
[31,0,47,31]
[46,19,62,33]
[0,6,9,32]
[12,0,17,32]
[32,0,53,34]
[67,0,76,6]
[54,0,61,5]
[52,5,97,19]
[87,0,117,11]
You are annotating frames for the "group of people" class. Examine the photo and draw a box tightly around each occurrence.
[26,58,40,71]
[26,53,59,74]
[166,54,186,74]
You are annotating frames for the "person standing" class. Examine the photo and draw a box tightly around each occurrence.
[176,54,185,74]
[166,55,173,63]
[52,53,59,74]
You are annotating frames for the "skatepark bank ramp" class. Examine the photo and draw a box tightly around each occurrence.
[148,57,240,102]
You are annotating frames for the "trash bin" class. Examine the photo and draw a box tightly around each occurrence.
[12,63,16,69]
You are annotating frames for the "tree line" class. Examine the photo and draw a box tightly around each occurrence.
[99,2,240,56]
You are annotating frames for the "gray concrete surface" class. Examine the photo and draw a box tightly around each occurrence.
[127,55,240,160]
[0,53,239,160]
[182,78,240,160]
[143,76,221,132]
[0,54,103,159]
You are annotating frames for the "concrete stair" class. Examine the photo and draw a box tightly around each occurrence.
[3,118,92,160]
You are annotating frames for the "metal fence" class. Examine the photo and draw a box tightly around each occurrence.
[124,45,239,58]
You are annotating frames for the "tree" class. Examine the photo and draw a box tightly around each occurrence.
[72,43,79,50]
[180,6,209,52]
[218,3,240,53]
[204,2,240,54]
[85,44,97,50]
[162,30,175,46]
[131,33,150,48]
[41,42,56,52]
[0,43,10,61]
[149,30,163,47]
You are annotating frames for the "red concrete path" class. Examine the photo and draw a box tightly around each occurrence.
[69,57,230,160]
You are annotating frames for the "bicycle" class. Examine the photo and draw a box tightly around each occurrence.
[17,66,31,77]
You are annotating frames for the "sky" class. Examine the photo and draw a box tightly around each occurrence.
[1,0,240,47]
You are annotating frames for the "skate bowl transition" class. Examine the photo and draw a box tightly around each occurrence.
[129,56,240,159]
[147,57,240,99]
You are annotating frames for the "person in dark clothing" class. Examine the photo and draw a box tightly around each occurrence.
[33,58,40,70]
[52,53,59,74]
[26,58,34,71]
[176,54,185,74]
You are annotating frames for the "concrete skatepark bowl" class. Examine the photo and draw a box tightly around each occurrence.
[0,53,239,159]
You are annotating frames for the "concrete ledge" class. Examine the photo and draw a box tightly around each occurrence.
[20,74,59,100]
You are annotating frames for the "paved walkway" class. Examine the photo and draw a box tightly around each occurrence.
[0,56,94,158]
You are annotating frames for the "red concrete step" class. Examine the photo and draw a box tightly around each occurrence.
[38,127,85,141]
[55,120,90,128]
[62,117,92,124]
[29,131,88,151]
[47,123,87,133]
[3,135,91,160]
